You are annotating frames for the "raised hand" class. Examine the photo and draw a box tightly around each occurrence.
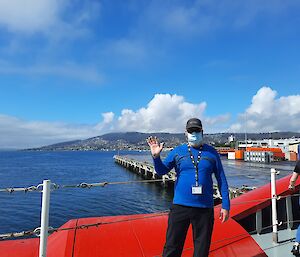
[146,136,164,158]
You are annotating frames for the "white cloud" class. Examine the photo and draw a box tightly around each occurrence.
[116,94,206,133]
[99,0,300,67]
[0,114,102,149]
[115,94,230,133]
[160,3,218,36]
[102,112,114,124]
[0,0,100,39]
[0,93,231,148]
[142,0,300,39]
[230,86,300,132]
[2,89,300,149]
[0,0,62,33]
[0,61,104,84]
[102,38,150,66]
[94,112,115,132]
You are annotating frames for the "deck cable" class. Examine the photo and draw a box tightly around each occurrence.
[1,180,299,204]
[2,209,300,242]
[1,180,300,240]
[0,178,258,203]
[0,179,173,193]
[0,211,170,240]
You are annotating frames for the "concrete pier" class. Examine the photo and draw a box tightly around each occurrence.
[113,155,254,201]
[114,155,176,187]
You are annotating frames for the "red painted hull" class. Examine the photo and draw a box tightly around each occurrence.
[0,175,297,257]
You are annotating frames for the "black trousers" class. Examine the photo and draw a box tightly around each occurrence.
[162,204,214,257]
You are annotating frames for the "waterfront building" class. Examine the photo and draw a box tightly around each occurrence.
[237,138,300,161]
[244,151,274,163]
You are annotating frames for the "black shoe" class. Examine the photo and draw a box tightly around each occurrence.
[292,244,300,256]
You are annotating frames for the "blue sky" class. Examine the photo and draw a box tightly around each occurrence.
[0,0,300,148]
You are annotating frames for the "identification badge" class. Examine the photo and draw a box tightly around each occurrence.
[192,186,202,195]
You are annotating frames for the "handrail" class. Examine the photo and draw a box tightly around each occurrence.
[271,168,279,243]
[1,180,300,241]
[0,167,297,257]
[39,180,51,257]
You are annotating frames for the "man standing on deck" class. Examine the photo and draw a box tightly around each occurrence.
[147,118,230,257]
[289,160,300,256]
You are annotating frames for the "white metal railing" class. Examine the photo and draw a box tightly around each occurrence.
[0,167,296,255]
[37,168,283,253]
[39,180,51,257]
[270,168,280,243]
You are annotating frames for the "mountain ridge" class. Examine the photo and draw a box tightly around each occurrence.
[26,131,300,151]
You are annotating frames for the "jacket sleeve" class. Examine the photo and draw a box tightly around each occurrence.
[214,152,230,211]
[153,149,176,176]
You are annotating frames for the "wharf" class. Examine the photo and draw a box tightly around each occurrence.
[114,155,254,200]
[114,155,176,186]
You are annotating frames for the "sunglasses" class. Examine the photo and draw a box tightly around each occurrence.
[187,128,202,133]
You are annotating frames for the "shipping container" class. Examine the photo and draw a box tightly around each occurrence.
[290,151,298,162]
[228,152,235,160]
[235,150,244,160]
[246,147,282,153]
[273,152,285,160]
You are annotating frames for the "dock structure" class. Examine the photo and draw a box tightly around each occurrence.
[114,155,176,186]
[114,155,254,200]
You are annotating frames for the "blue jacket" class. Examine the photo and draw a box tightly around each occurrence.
[153,143,230,210]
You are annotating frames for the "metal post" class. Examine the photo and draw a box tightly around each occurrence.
[286,195,293,229]
[271,168,278,243]
[152,169,156,179]
[256,209,262,235]
[162,175,166,185]
[39,180,51,257]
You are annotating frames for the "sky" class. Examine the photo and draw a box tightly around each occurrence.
[0,0,300,149]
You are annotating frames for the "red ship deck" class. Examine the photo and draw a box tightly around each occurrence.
[0,175,298,257]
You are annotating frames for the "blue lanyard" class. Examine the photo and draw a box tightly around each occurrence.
[187,144,202,186]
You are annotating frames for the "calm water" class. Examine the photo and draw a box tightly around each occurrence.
[0,150,296,235]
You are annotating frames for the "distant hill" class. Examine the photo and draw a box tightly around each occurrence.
[26,131,300,151]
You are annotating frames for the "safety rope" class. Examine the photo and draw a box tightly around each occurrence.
[0,211,169,240]
[0,230,36,240]
[0,184,43,193]
[2,205,300,242]
[230,194,290,205]
[0,179,173,193]
[1,180,299,205]
[0,180,256,207]
[59,179,174,189]
[1,178,299,242]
